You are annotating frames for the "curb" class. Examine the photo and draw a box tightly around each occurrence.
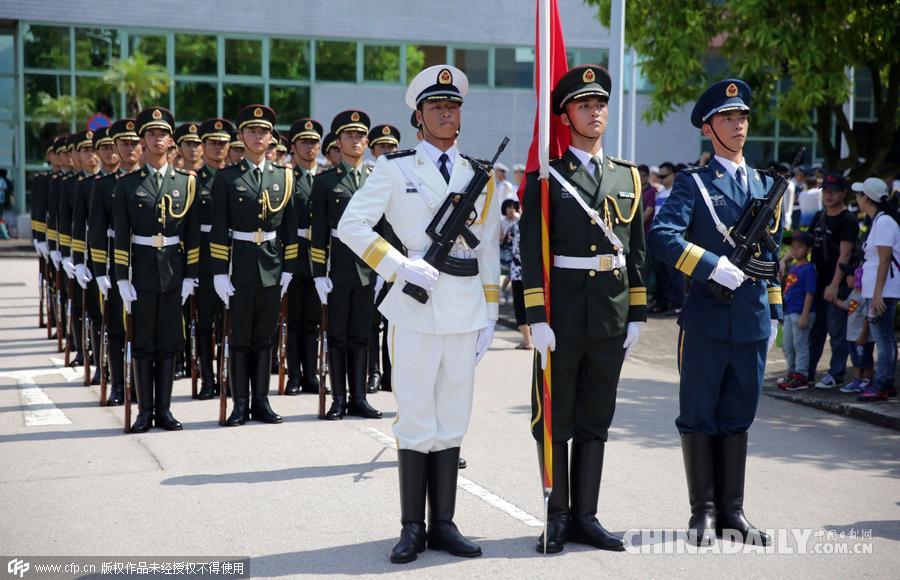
[763,387,900,432]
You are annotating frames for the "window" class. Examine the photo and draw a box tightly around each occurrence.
[363,45,401,82]
[0,78,14,121]
[452,48,488,85]
[76,76,118,118]
[270,39,310,80]
[315,41,356,81]
[24,74,71,115]
[174,81,216,121]
[175,34,216,76]
[495,47,533,88]
[269,85,310,122]
[25,123,48,164]
[225,38,262,77]
[75,28,120,71]
[853,68,875,122]
[129,34,166,67]
[24,25,70,70]
[569,48,608,68]
[223,83,263,118]
[406,45,447,80]
[0,33,13,75]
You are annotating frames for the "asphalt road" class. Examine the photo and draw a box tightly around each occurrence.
[1,256,898,579]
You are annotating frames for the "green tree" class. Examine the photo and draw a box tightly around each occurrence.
[586,0,900,179]
[30,92,94,135]
[103,54,171,116]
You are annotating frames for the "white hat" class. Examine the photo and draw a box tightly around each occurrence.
[513,163,526,172]
[494,162,509,172]
[405,65,468,110]
[852,177,890,202]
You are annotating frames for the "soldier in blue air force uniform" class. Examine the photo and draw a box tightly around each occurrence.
[649,79,783,547]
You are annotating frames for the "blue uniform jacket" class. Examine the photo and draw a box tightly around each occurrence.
[649,159,783,343]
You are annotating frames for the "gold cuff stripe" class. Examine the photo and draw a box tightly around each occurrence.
[114,258,128,265]
[768,287,783,305]
[209,242,230,251]
[361,238,392,271]
[186,256,199,265]
[523,287,543,295]
[209,249,229,259]
[676,243,704,276]
[524,293,545,309]
[484,289,500,303]
[311,255,327,264]
[628,291,648,306]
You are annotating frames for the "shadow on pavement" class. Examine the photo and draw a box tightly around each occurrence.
[824,520,900,542]
[160,459,398,487]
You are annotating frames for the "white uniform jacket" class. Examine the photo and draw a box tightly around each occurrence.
[337,142,500,335]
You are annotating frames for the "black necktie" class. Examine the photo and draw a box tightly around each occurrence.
[735,167,746,193]
[253,167,262,189]
[590,156,602,181]
[438,153,451,184]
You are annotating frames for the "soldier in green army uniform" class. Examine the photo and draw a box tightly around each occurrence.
[46,137,72,346]
[210,104,298,427]
[322,132,341,169]
[31,143,55,331]
[193,117,235,400]
[310,110,382,420]
[114,106,201,432]
[364,123,403,394]
[228,129,245,166]
[520,65,646,553]
[70,129,105,384]
[283,118,324,396]
[89,121,133,405]
[58,134,87,365]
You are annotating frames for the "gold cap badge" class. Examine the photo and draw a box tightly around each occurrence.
[726,83,738,97]
[189,124,197,133]
[382,126,391,135]
[438,69,452,85]
[253,107,263,118]
[86,131,93,139]
[305,120,313,130]
[350,111,360,122]
[583,68,596,83]
[126,121,135,130]
[152,109,162,120]
[214,120,223,130]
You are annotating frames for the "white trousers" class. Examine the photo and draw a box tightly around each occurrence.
[388,323,478,453]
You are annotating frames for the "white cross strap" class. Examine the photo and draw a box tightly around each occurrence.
[691,172,736,248]
[548,165,625,254]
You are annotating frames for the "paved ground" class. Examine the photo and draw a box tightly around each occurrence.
[1,255,898,579]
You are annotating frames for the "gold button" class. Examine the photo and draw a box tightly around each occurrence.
[258,214,263,218]
[590,244,597,252]
[158,218,163,223]
[588,270,596,277]
[590,219,596,225]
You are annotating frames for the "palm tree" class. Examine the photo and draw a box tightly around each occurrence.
[103,54,171,116]
[30,92,95,135]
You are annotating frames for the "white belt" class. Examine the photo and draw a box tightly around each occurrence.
[297,228,310,240]
[330,228,340,240]
[408,248,475,260]
[232,229,276,244]
[132,234,180,249]
[200,224,212,233]
[106,228,114,238]
[553,254,626,272]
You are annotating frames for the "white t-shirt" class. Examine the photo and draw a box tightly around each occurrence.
[861,212,900,299]
[797,187,822,226]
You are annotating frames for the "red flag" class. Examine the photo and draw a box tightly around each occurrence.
[518,0,570,203]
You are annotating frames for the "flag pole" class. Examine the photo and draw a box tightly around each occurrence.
[537,0,553,556]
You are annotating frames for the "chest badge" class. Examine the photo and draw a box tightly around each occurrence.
[710,194,726,207]
[172,190,180,198]
[136,190,147,197]
[568,162,577,172]
[273,184,279,192]
[236,185,247,192]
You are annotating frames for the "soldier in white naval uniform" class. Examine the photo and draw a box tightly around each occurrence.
[337,65,500,564]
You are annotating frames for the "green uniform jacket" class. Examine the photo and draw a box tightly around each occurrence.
[46,172,64,253]
[113,166,201,292]
[519,150,647,340]
[310,162,375,286]
[30,172,49,242]
[209,159,298,287]
[71,171,97,267]
[292,165,316,279]
[57,173,80,258]
[88,171,121,281]
[196,165,218,276]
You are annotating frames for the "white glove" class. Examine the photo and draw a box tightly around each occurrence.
[74,263,92,289]
[474,321,496,365]
[62,257,76,279]
[709,255,746,291]
[33,239,41,255]
[530,322,556,370]
[314,276,333,304]
[117,280,137,313]
[373,275,385,299]
[38,241,49,259]
[213,274,234,306]
[623,321,643,358]
[398,258,439,291]
[181,277,198,305]
[767,320,778,353]
[50,250,61,268]
[280,272,293,298]
[96,275,111,298]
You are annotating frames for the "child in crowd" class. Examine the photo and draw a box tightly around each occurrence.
[833,263,875,393]
[780,232,818,390]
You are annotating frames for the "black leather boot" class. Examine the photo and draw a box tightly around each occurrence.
[569,440,624,551]
[226,350,251,427]
[130,358,155,433]
[367,335,382,394]
[174,352,185,379]
[106,336,125,406]
[381,331,392,391]
[301,332,320,394]
[536,441,571,553]
[89,326,102,384]
[347,346,382,419]
[154,357,182,430]
[284,331,301,396]
[390,450,429,564]
[197,330,218,400]
[324,346,347,420]
[250,348,283,423]
[270,330,280,375]
[71,317,84,366]
[681,433,717,546]
[426,448,482,557]
[715,433,771,545]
